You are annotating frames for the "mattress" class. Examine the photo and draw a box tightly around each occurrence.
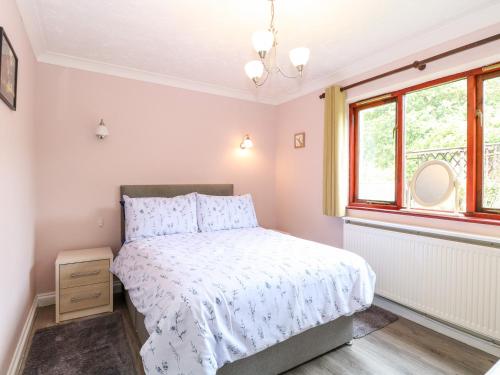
[111,227,375,375]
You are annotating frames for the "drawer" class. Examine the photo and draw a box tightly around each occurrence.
[59,282,110,314]
[60,259,109,289]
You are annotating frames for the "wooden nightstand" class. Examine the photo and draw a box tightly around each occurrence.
[55,247,113,323]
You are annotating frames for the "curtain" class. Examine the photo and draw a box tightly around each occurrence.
[323,86,348,217]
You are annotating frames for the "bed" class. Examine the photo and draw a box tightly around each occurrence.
[112,184,375,375]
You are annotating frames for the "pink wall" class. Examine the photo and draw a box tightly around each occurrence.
[34,63,277,293]
[0,6,497,372]
[0,0,37,372]
[275,91,343,247]
[274,27,500,247]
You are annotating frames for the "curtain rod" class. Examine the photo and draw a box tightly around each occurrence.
[318,33,500,99]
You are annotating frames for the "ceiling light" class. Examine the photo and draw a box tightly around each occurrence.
[252,30,274,58]
[289,47,310,74]
[245,60,265,82]
[245,0,310,87]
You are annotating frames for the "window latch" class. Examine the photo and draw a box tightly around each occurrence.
[476,109,483,127]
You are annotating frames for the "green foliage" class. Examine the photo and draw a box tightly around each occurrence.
[360,80,470,172]
[359,103,396,169]
[404,80,468,184]
[405,80,468,151]
[484,77,500,143]
[483,77,500,209]
[359,76,500,209]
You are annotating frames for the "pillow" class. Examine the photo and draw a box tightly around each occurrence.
[197,194,258,232]
[123,193,197,242]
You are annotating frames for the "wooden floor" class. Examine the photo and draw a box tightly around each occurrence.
[20,294,498,375]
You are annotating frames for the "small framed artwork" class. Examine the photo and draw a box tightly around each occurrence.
[294,132,305,148]
[0,27,18,110]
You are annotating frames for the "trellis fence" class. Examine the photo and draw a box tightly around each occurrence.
[406,142,500,206]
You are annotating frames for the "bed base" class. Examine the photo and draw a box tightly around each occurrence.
[125,292,353,375]
[120,184,353,373]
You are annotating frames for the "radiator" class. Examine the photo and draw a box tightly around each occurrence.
[344,220,500,341]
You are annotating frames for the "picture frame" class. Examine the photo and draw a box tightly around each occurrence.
[0,27,18,110]
[294,132,305,148]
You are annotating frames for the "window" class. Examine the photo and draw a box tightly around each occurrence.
[404,80,467,211]
[349,62,500,223]
[477,71,500,213]
[357,101,397,203]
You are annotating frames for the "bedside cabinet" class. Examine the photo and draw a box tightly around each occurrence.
[55,247,113,323]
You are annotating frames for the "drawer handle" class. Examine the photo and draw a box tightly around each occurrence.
[70,292,102,303]
[70,270,100,278]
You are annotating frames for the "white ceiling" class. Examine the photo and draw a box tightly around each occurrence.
[16,0,500,104]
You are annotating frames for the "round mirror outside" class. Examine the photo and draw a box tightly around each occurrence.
[410,160,456,207]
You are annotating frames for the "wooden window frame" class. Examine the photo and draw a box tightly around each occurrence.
[349,97,400,210]
[473,69,500,219]
[348,62,500,225]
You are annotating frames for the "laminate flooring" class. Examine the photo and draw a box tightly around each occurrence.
[19,294,498,375]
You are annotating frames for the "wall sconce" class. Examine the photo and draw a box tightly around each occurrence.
[240,134,253,149]
[95,119,109,140]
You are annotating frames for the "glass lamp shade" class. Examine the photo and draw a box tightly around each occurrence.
[240,135,254,149]
[289,47,310,67]
[244,60,264,80]
[252,31,274,54]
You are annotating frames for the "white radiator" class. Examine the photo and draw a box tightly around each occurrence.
[344,219,500,341]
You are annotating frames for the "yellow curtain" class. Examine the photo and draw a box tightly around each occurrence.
[323,86,347,217]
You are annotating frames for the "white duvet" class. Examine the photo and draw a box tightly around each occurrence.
[111,227,375,375]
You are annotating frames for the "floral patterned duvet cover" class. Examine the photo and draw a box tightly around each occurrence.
[111,227,375,374]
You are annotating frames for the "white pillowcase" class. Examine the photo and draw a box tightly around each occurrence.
[123,193,197,242]
[197,194,258,232]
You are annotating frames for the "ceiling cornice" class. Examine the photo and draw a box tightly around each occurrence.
[37,51,279,105]
[16,0,500,106]
[16,0,279,105]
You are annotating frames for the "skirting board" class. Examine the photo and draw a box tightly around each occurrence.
[6,297,37,375]
[374,295,500,357]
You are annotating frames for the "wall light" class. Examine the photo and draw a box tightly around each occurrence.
[95,119,109,140]
[240,134,254,149]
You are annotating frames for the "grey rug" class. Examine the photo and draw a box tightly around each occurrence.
[353,305,399,339]
[23,311,138,375]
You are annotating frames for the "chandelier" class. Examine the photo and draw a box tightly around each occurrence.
[244,0,310,86]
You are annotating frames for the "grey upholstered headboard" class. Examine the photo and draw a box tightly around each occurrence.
[119,184,234,243]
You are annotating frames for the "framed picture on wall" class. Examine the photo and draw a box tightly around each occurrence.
[0,27,18,110]
[294,132,305,148]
